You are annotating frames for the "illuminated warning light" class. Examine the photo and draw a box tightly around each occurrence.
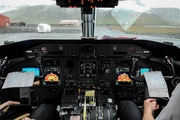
[68,6,76,8]
[89,6,97,8]
[117,73,131,83]
[45,73,59,82]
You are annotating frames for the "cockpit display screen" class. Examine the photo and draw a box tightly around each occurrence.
[43,67,61,85]
[79,61,97,79]
[136,68,152,76]
[22,67,40,76]
[115,67,132,86]
[140,68,150,75]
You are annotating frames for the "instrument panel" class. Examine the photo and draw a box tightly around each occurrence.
[0,39,179,106]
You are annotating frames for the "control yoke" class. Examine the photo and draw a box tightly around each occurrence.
[130,56,175,82]
[0,56,9,80]
[162,56,175,78]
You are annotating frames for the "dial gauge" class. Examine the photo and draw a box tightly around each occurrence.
[129,47,135,54]
[40,47,48,54]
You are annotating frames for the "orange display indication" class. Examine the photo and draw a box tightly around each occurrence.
[45,73,59,82]
[117,73,131,83]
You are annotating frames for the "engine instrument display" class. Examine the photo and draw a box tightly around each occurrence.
[43,67,61,85]
[79,61,97,79]
[115,67,132,85]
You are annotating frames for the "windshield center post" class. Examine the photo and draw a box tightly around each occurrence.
[81,7,97,39]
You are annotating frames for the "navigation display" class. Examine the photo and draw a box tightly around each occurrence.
[136,68,152,76]
[22,67,40,76]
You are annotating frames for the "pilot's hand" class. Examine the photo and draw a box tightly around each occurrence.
[0,100,20,109]
[143,98,159,114]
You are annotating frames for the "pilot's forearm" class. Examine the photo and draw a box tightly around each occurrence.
[142,113,154,120]
[0,101,20,109]
[142,109,155,120]
[0,102,9,110]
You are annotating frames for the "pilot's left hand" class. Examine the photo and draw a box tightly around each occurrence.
[0,100,20,110]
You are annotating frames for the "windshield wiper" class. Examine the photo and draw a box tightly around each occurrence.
[4,40,15,45]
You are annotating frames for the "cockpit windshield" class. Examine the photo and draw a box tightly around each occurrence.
[1,1,180,119]
[1,0,180,47]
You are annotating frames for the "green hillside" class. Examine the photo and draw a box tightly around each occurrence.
[3,5,81,24]
[132,12,179,26]
[96,9,119,25]
[3,5,179,26]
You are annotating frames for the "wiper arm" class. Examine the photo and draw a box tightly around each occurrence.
[4,40,15,45]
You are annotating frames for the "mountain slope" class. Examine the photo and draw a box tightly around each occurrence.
[3,5,81,24]
[2,5,180,26]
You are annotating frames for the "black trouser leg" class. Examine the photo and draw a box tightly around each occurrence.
[118,100,143,120]
[29,104,59,120]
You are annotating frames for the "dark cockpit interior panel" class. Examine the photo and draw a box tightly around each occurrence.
[56,0,119,8]
[0,39,180,119]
